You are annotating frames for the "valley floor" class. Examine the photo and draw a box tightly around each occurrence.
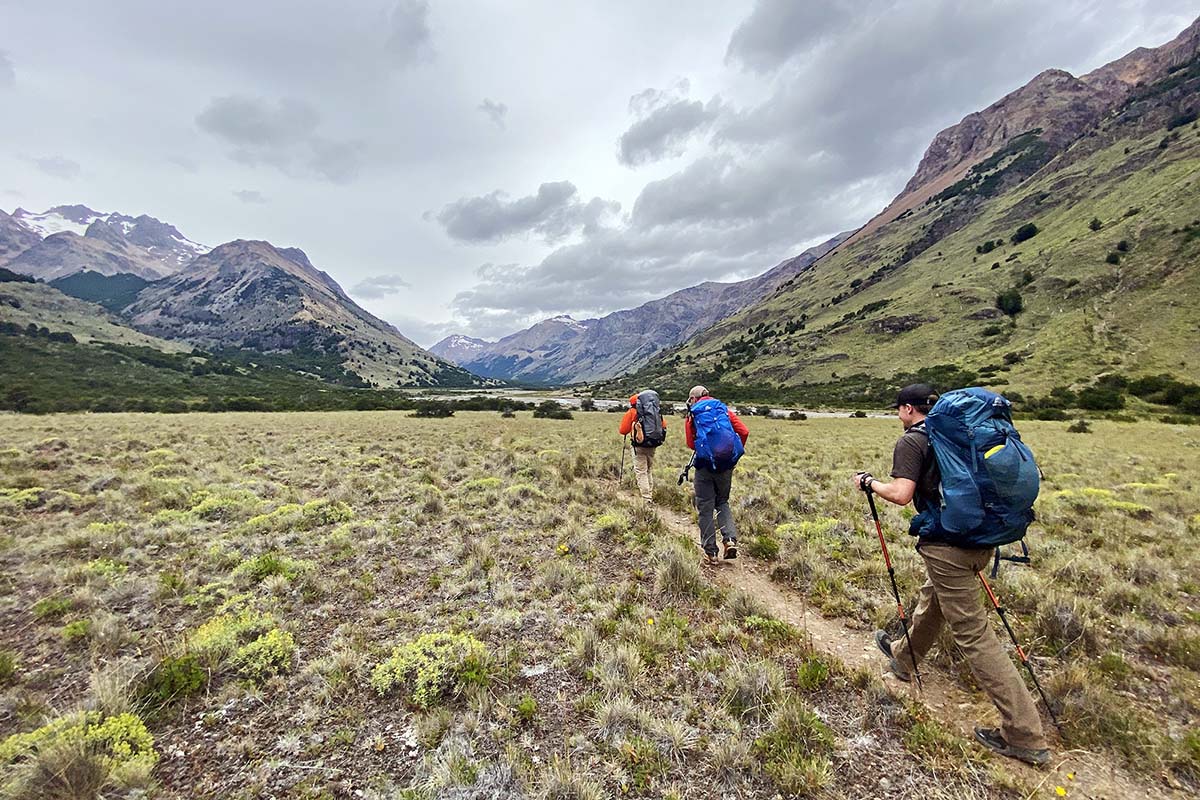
[0,411,1197,798]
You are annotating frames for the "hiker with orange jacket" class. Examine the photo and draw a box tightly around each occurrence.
[684,385,749,565]
[618,390,667,502]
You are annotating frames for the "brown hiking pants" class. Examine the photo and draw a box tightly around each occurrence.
[890,543,1048,750]
[631,445,655,502]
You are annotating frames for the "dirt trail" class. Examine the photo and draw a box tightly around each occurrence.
[650,502,1182,800]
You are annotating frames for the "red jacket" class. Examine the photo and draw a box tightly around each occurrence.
[685,397,749,450]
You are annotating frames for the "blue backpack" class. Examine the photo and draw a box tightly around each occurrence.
[915,387,1039,548]
[690,398,744,472]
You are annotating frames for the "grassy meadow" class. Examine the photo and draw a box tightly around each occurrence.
[0,409,1198,798]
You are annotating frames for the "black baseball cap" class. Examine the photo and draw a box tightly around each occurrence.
[891,383,939,409]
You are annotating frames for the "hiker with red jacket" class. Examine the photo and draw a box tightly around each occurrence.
[684,385,749,565]
[618,390,667,502]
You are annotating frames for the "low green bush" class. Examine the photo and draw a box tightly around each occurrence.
[141,654,206,708]
[370,631,492,708]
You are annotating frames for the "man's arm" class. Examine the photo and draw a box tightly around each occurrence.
[618,408,635,436]
[684,417,695,450]
[851,432,923,506]
[727,410,749,444]
[852,473,916,506]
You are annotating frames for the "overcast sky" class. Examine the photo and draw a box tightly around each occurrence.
[2,1,1196,345]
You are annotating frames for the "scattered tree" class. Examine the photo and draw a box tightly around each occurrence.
[411,401,454,418]
[533,400,573,420]
[1011,223,1040,244]
[996,288,1024,317]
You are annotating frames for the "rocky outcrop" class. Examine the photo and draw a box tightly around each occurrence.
[0,210,41,266]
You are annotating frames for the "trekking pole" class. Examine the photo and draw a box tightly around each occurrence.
[864,487,923,690]
[619,435,627,482]
[677,453,695,485]
[977,571,1065,739]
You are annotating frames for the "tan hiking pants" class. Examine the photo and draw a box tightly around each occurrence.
[631,445,655,501]
[890,544,1048,750]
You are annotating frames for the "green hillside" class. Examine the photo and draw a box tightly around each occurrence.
[609,83,1200,414]
[0,276,190,352]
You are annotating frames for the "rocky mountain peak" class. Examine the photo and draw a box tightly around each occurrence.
[47,204,102,224]
[84,219,128,247]
[429,334,490,364]
[848,15,1200,243]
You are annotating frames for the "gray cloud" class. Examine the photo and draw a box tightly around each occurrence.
[618,82,722,166]
[726,0,856,73]
[233,189,267,204]
[385,1,434,68]
[26,156,82,179]
[0,51,14,88]
[196,94,366,183]
[196,95,320,147]
[352,274,413,299]
[386,314,473,348]
[308,137,367,184]
[478,98,508,129]
[436,181,620,244]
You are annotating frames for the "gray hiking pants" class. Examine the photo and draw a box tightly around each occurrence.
[694,466,736,556]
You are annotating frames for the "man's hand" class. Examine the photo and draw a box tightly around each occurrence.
[852,472,874,492]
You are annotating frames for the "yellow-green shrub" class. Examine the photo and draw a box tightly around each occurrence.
[242,499,353,533]
[231,629,296,682]
[370,631,491,708]
[0,711,157,771]
[190,608,274,664]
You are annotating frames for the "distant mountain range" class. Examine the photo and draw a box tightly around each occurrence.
[608,16,1200,405]
[0,205,483,391]
[430,232,849,384]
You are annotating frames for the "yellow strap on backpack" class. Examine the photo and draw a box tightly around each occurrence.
[984,444,1005,459]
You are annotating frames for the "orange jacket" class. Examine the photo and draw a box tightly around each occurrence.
[618,394,667,438]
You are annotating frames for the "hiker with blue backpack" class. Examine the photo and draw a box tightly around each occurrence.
[853,384,1052,766]
[684,386,749,566]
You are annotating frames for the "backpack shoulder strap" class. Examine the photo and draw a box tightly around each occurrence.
[906,421,938,511]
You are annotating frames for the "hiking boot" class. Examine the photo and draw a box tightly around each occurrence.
[703,552,721,566]
[973,727,1051,767]
[874,630,911,683]
[722,539,738,559]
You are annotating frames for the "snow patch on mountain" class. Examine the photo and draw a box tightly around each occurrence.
[13,207,100,237]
